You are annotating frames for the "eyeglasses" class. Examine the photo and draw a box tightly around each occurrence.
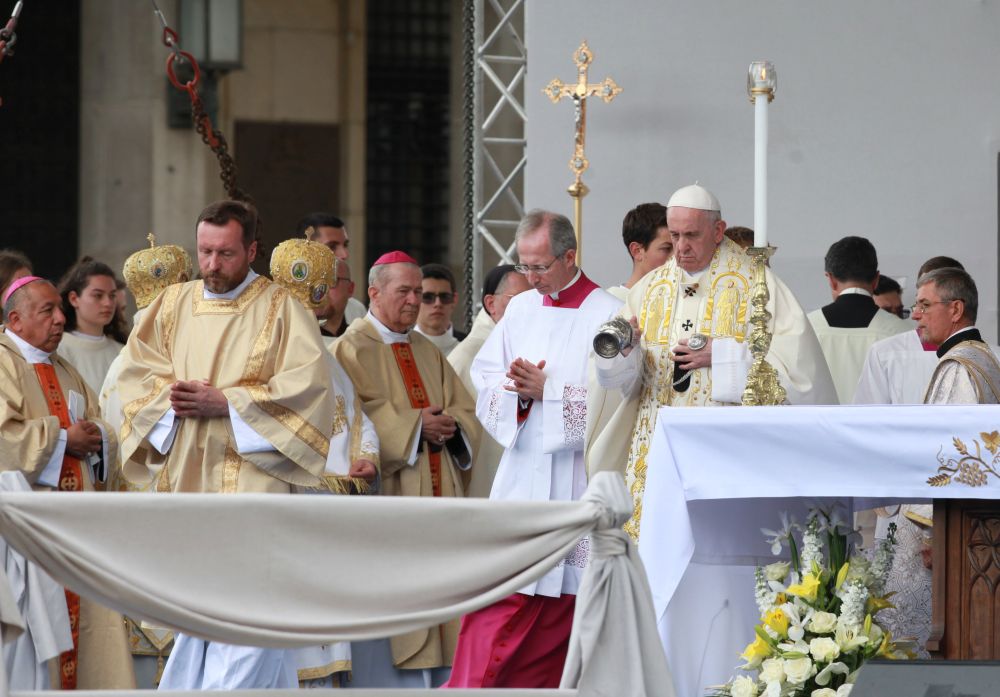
[421,292,455,305]
[513,254,564,275]
[909,299,955,315]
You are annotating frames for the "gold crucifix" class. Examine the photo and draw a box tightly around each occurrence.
[543,41,622,265]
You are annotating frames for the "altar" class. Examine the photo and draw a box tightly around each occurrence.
[638,404,1000,696]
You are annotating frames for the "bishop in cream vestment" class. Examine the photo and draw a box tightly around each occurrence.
[0,326,134,689]
[333,313,480,674]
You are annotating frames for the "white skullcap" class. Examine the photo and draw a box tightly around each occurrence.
[666,184,721,212]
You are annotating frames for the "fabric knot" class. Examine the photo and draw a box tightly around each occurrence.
[581,472,632,530]
[589,527,628,559]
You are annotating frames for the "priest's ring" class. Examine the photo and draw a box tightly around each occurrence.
[687,333,708,351]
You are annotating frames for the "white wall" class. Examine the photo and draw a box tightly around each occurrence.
[525,1,1000,341]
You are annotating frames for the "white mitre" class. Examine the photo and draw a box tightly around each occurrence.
[667,183,721,212]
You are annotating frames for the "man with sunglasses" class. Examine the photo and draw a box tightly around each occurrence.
[873,275,906,319]
[415,263,466,356]
[445,209,622,689]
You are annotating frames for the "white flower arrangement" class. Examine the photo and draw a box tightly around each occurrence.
[709,508,913,697]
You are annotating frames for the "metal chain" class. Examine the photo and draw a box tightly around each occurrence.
[188,88,252,205]
[0,1,24,106]
[0,1,21,57]
[460,0,477,330]
[149,0,251,205]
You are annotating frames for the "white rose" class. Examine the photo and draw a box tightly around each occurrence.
[810,637,841,663]
[837,684,853,696]
[759,658,785,684]
[808,611,838,634]
[811,690,837,697]
[730,675,758,697]
[764,561,791,582]
[783,656,814,685]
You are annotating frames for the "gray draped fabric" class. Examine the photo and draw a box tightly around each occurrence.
[0,472,671,697]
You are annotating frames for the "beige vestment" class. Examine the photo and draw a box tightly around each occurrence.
[925,338,1000,404]
[333,317,482,669]
[447,309,503,498]
[0,330,135,689]
[116,278,334,493]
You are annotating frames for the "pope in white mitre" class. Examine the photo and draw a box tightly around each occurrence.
[589,184,836,539]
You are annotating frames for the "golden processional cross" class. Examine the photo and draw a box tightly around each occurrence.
[543,41,622,265]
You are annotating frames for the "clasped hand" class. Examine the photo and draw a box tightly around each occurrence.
[504,357,546,401]
[66,420,102,458]
[421,405,456,445]
[170,379,229,418]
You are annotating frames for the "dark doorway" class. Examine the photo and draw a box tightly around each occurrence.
[234,120,340,273]
[0,2,81,281]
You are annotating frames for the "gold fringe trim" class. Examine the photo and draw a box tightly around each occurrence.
[297,659,351,681]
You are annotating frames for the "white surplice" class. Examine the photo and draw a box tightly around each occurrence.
[807,294,912,404]
[0,472,72,690]
[471,278,621,597]
[854,329,1000,405]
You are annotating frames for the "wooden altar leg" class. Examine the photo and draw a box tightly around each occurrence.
[930,499,1000,659]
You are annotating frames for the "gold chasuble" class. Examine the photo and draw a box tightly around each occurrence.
[0,330,135,689]
[116,278,333,493]
[333,317,482,669]
[588,237,835,539]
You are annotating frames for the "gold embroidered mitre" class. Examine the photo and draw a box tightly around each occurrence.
[123,233,193,309]
[269,237,335,309]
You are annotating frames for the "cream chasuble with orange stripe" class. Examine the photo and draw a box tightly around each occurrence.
[0,329,135,689]
[116,277,334,493]
[332,316,482,671]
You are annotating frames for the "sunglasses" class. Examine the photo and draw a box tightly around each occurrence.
[421,292,455,305]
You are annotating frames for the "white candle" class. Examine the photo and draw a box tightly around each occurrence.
[753,94,768,248]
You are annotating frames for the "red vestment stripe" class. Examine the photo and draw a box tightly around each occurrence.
[32,363,82,690]
[390,343,442,497]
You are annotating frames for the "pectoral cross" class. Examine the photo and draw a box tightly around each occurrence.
[543,41,622,266]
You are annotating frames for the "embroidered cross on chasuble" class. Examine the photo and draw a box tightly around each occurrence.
[390,343,443,496]
[33,363,82,689]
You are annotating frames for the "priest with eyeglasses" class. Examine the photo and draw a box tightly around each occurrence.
[445,208,622,689]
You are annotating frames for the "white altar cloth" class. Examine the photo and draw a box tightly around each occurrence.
[638,404,1000,696]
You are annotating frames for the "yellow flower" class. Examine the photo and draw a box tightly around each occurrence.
[763,608,790,637]
[774,592,787,605]
[867,595,894,614]
[835,563,849,590]
[786,572,821,601]
[741,633,773,666]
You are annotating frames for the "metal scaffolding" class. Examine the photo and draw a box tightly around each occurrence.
[462,0,526,327]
